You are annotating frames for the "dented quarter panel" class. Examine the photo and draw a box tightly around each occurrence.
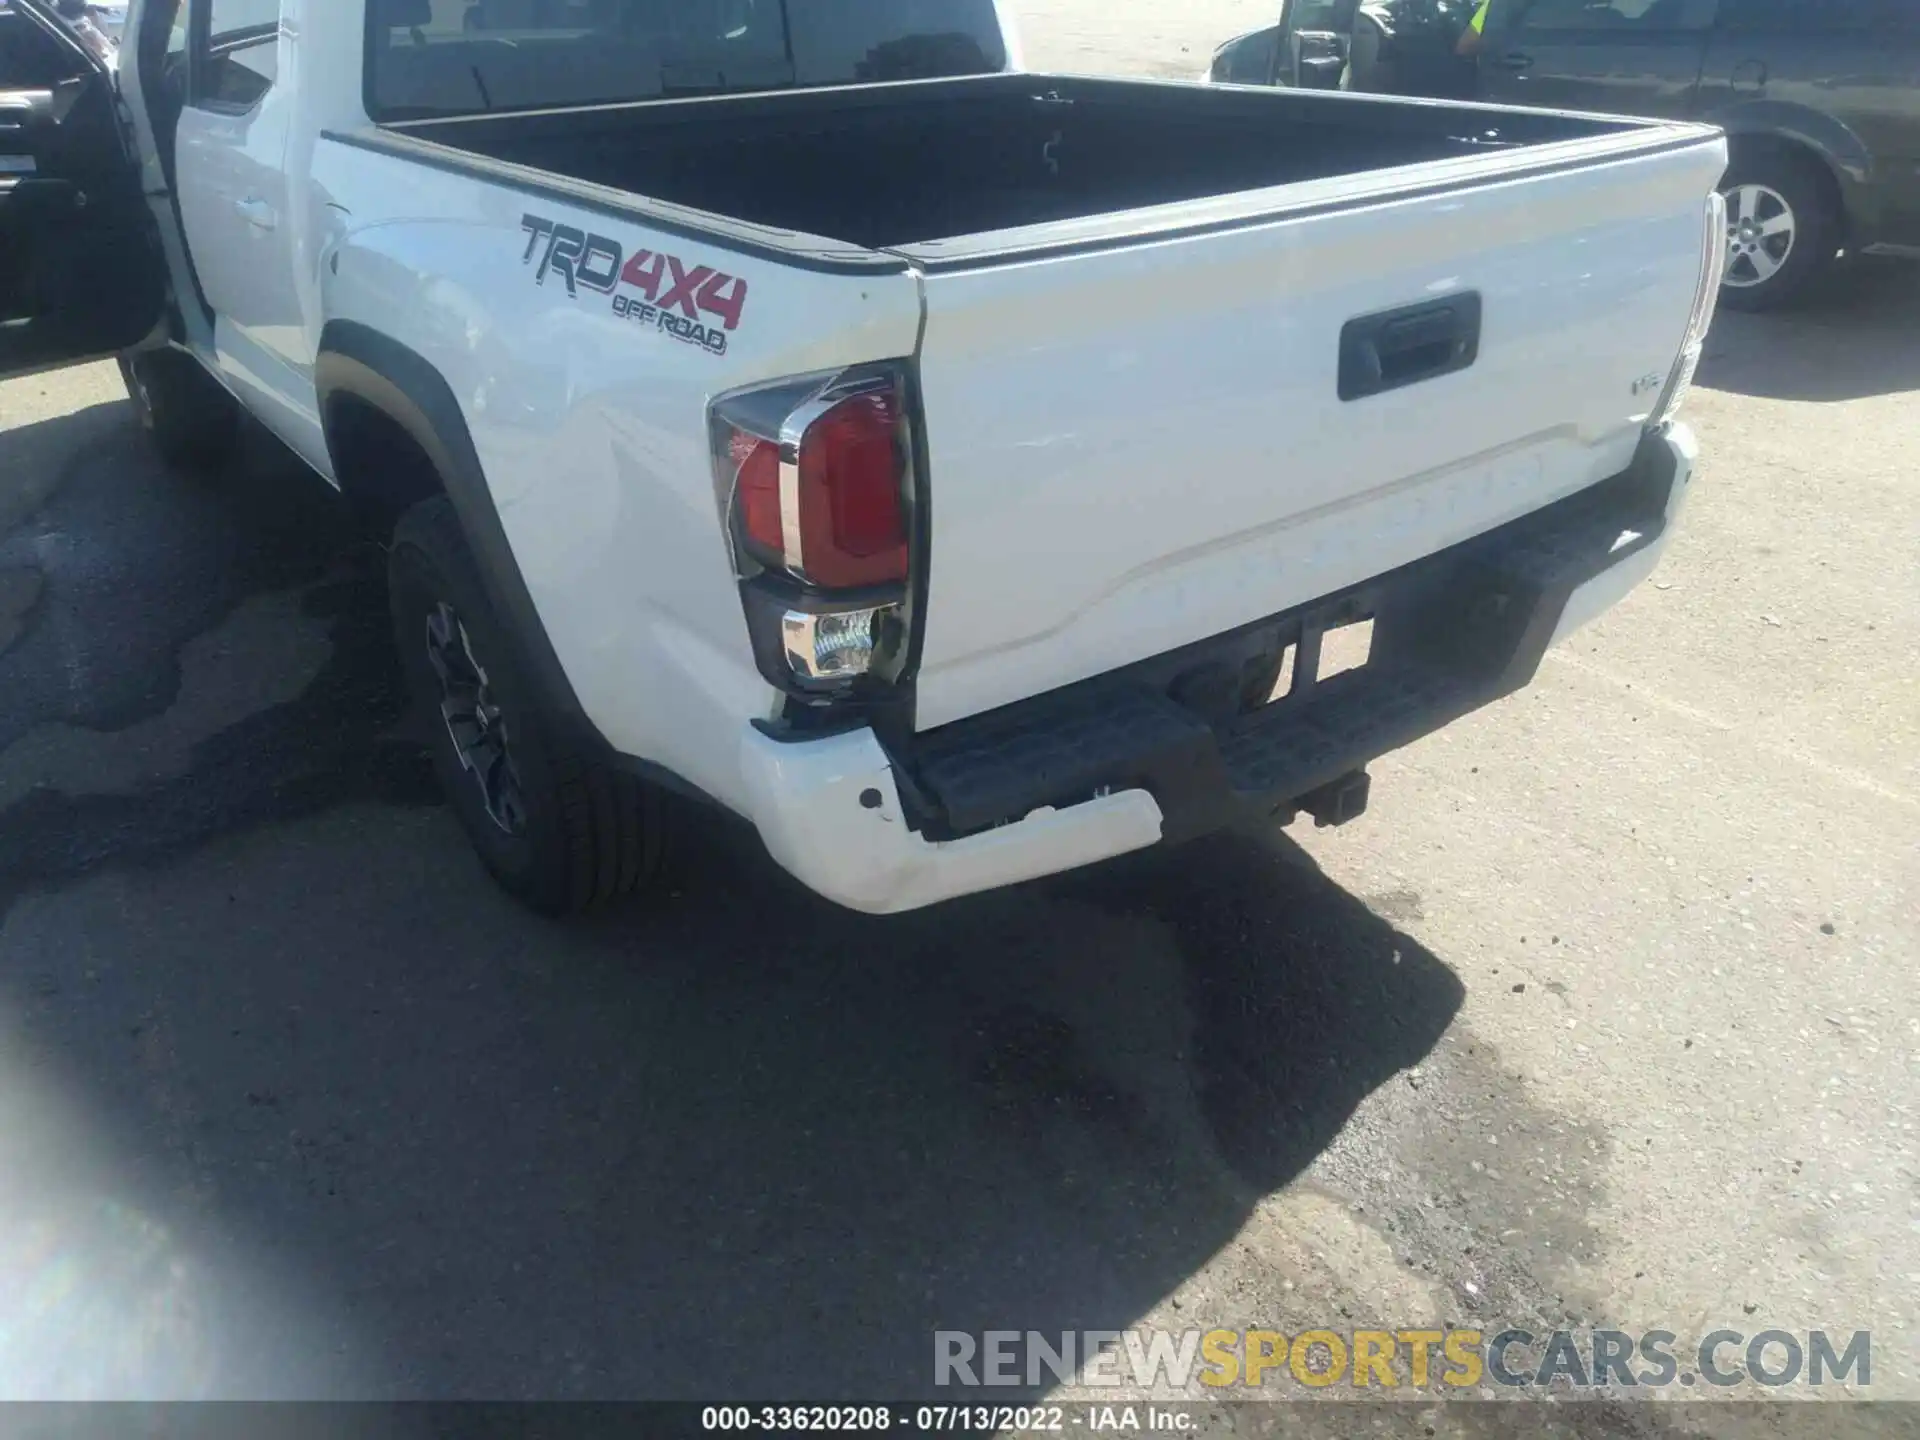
[312,138,925,812]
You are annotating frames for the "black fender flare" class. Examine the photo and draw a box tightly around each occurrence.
[314,320,594,744]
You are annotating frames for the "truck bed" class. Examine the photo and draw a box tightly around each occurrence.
[349,74,1721,736]
[396,73,1637,250]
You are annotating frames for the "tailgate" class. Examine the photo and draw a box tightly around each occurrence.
[905,132,1725,731]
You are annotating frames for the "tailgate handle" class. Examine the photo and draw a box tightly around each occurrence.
[1338,293,1482,401]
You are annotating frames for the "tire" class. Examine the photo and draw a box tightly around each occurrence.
[118,348,241,472]
[388,497,666,914]
[1718,148,1840,313]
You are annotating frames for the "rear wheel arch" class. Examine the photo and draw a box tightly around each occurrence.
[314,322,593,742]
[322,389,446,526]
[315,327,679,913]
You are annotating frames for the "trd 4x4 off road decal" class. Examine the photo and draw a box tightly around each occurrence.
[520,214,748,357]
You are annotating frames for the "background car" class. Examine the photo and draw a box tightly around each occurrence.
[1476,0,1919,309]
[1210,0,1920,310]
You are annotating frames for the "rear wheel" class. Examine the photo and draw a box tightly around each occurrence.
[388,497,667,914]
[1718,149,1840,312]
[118,348,241,472]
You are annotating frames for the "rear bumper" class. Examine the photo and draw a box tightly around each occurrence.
[739,426,1694,914]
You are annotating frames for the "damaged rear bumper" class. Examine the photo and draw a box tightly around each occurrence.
[739,425,1694,914]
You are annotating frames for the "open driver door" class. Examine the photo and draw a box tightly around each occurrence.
[1279,0,1357,89]
[1207,0,1353,87]
[0,0,164,380]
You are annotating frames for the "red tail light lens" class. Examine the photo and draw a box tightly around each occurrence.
[711,370,912,593]
[796,391,908,589]
[729,428,784,564]
[709,365,916,695]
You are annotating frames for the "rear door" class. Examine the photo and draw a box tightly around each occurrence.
[173,0,324,463]
[1477,0,1717,116]
[902,134,1725,730]
[0,0,163,378]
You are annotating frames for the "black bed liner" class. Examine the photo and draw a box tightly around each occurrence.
[394,73,1639,250]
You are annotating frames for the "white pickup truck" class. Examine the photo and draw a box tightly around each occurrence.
[0,0,1725,914]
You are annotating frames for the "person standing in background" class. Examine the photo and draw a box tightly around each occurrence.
[1456,0,1492,57]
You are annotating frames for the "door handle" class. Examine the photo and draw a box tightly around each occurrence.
[1497,51,1534,70]
[1339,294,1483,401]
[236,196,277,230]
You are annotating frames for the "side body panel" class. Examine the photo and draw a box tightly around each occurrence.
[117,0,934,813]
[309,139,924,813]
[176,63,323,466]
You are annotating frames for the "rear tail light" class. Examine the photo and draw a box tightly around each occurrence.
[730,428,784,561]
[714,369,911,591]
[1645,190,1728,432]
[795,390,910,588]
[782,609,884,684]
[710,365,917,694]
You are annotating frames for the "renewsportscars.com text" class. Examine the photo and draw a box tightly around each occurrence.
[934,1327,1871,1391]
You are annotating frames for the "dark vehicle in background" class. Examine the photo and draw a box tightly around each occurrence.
[1210,0,1920,310]
[1207,0,1480,100]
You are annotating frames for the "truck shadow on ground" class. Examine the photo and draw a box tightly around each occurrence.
[0,401,1468,1399]
[1698,256,1920,404]
[6,801,1466,1400]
